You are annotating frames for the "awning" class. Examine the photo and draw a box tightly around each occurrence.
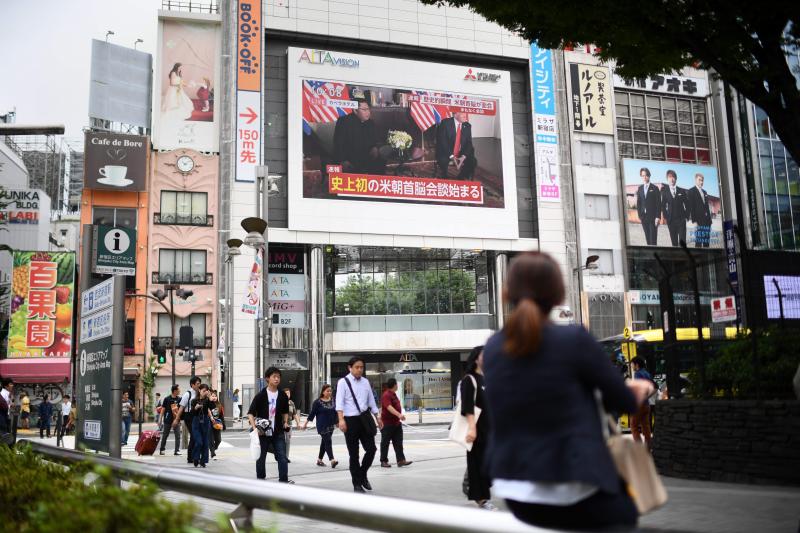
[0,357,71,384]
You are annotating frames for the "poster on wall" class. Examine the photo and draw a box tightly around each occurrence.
[288,47,519,239]
[530,44,560,202]
[6,251,75,358]
[569,63,613,135]
[152,17,220,152]
[622,159,723,248]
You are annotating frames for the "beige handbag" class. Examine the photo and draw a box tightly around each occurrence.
[597,392,668,514]
[449,375,481,452]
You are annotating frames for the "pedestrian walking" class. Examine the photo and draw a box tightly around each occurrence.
[0,378,13,446]
[0,378,12,416]
[120,391,133,446]
[630,357,655,450]
[154,392,163,428]
[283,388,303,463]
[247,367,293,483]
[459,346,495,510]
[336,356,382,493]
[39,394,53,438]
[190,384,213,468]
[159,384,183,456]
[232,388,241,421]
[176,376,202,463]
[56,395,71,447]
[482,252,655,530]
[20,391,30,430]
[209,389,225,460]
[303,384,339,468]
[380,378,412,468]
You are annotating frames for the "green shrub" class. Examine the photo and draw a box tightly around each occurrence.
[0,445,275,532]
[705,326,800,399]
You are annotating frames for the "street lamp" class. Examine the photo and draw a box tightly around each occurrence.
[241,167,281,383]
[151,285,194,386]
[223,238,242,420]
[134,38,143,50]
[105,30,115,42]
[572,255,600,325]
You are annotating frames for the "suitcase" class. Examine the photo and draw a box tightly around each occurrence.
[135,430,161,456]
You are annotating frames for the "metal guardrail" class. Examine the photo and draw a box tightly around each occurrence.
[21,440,539,533]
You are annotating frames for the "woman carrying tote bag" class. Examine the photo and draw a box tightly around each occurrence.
[482,252,655,530]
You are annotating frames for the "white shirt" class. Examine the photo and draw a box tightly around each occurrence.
[670,186,677,197]
[696,186,706,202]
[179,388,196,410]
[493,479,598,506]
[61,401,71,417]
[335,374,378,416]
[1,389,10,414]
[266,389,278,427]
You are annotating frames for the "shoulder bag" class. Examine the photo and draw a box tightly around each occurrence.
[343,377,377,436]
[449,374,481,452]
[596,391,668,514]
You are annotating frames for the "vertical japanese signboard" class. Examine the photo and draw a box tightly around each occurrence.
[569,63,613,135]
[76,277,115,453]
[7,251,75,358]
[530,44,560,202]
[235,0,263,182]
[267,248,305,328]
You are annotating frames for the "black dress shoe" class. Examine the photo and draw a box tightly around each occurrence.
[361,479,373,491]
[353,485,366,493]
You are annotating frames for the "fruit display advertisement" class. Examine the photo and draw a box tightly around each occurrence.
[7,251,75,358]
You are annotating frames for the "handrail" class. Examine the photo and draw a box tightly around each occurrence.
[21,440,541,533]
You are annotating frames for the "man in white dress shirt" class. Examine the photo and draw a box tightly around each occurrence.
[336,356,383,492]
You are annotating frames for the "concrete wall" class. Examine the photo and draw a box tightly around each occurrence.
[653,401,800,485]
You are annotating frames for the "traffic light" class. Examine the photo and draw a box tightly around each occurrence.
[151,338,167,365]
[157,351,167,365]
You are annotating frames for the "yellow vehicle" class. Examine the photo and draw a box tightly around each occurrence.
[599,326,741,430]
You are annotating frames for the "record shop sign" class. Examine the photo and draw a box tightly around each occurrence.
[92,225,136,276]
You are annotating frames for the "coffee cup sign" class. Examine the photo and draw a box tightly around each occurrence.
[84,131,148,191]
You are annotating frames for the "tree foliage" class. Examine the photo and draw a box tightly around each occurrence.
[423,1,800,163]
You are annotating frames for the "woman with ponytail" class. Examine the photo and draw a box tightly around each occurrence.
[482,252,654,530]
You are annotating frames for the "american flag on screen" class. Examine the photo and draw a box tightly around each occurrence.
[302,80,353,135]
[409,90,450,132]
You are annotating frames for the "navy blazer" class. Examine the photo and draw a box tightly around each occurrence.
[482,324,637,495]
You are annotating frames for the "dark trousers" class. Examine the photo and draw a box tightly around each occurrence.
[668,222,687,246]
[318,431,334,460]
[183,418,195,462]
[191,417,210,465]
[39,417,51,438]
[641,218,657,245]
[211,428,222,456]
[256,432,288,481]
[56,415,69,446]
[466,438,491,502]
[344,415,376,487]
[437,154,477,180]
[379,424,405,463]
[694,224,711,247]
[505,478,638,531]
[159,418,181,453]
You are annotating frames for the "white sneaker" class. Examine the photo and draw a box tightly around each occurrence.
[479,501,498,511]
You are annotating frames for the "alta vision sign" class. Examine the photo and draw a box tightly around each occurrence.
[298,49,359,68]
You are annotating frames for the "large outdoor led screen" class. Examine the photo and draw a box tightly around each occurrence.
[288,48,519,239]
[763,275,800,320]
[622,159,723,248]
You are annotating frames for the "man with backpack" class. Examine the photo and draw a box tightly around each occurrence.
[175,376,201,462]
[159,384,183,455]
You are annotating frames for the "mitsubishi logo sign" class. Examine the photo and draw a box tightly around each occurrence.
[464,68,500,82]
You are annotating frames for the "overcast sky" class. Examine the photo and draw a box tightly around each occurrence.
[0,0,162,145]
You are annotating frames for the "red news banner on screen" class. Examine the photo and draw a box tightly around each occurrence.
[327,166,483,204]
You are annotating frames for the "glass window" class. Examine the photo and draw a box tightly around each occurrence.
[159,191,208,225]
[330,247,484,316]
[580,141,607,167]
[157,313,207,347]
[587,249,614,274]
[92,207,137,229]
[585,194,611,220]
[158,249,207,284]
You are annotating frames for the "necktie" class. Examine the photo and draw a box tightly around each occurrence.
[453,123,462,158]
